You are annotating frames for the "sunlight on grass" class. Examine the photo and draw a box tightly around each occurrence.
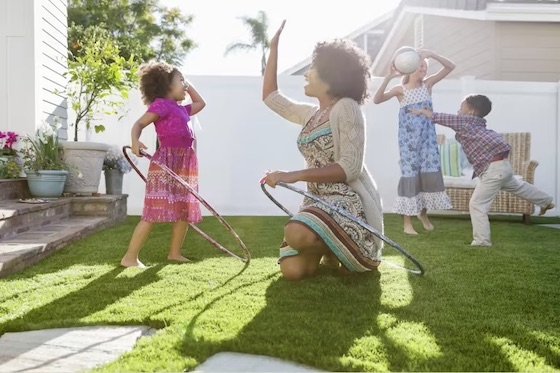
[385,320,442,361]
[376,313,398,329]
[491,336,557,372]
[343,334,390,371]
[376,312,442,369]
[1,215,559,372]
[528,331,560,357]
[379,257,413,309]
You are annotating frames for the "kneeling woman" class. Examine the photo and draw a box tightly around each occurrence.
[262,21,384,280]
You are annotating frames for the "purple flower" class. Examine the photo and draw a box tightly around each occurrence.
[5,132,18,148]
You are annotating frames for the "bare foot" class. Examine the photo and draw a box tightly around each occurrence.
[320,253,340,268]
[120,257,145,268]
[167,255,191,263]
[404,226,419,235]
[418,214,434,231]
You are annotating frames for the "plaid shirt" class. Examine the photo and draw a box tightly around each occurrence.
[431,113,511,178]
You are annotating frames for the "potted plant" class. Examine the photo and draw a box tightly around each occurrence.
[103,145,136,195]
[0,131,22,179]
[21,122,69,198]
[61,25,138,195]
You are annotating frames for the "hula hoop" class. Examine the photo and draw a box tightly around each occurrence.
[122,146,251,264]
[260,181,425,275]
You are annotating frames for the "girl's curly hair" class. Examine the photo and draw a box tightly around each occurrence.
[312,39,371,105]
[138,60,181,105]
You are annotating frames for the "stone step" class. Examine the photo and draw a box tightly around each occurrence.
[0,199,72,241]
[0,216,113,277]
[0,326,153,372]
[0,195,128,277]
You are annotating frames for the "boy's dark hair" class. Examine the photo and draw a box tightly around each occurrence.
[311,39,371,105]
[465,94,492,118]
[138,60,181,105]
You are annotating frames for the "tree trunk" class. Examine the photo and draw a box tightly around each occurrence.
[261,52,267,76]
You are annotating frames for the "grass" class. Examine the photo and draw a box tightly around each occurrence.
[1,214,560,372]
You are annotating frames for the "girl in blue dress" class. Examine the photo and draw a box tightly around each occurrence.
[374,49,455,235]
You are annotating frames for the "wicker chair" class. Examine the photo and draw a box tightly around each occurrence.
[437,132,538,224]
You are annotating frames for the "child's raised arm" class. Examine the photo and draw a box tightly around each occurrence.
[420,50,455,90]
[185,81,206,115]
[373,64,403,104]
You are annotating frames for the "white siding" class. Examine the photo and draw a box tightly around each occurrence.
[0,0,67,139]
[497,22,560,82]
[381,16,560,82]
[39,0,68,139]
[422,15,496,79]
[0,0,37,135]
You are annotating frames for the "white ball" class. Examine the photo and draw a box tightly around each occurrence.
[393,46,421,75]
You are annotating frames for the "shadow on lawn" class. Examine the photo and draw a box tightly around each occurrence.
[0,266,165,335]
[176,270,433,372]
[4,216,283,279]
[400,227,560,371]
[175,229,559,372]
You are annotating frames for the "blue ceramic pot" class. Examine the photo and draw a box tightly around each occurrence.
[25,170,69,198]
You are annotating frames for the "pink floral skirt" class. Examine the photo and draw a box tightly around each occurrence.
[141,146,202,223]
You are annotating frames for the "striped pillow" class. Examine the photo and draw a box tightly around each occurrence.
[439,142,462,177]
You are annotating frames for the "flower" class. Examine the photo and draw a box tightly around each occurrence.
[103,145,136,174]
[0,131,19,156]
[21,122,68,172]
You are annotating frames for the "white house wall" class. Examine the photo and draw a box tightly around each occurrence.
[0,0,68,138]
[422,15,496,79]
[497,21,560,82]
[38,0,68,138]
[86,75,560,218]
[0,0,37,136]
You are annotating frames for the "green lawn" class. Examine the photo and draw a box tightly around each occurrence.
[1,214,559,372]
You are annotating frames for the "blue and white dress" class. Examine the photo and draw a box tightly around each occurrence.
[393,85,452,216]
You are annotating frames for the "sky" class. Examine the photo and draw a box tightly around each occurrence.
[162,0,401,76]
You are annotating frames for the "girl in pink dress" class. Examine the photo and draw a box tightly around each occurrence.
[121,61,206,268]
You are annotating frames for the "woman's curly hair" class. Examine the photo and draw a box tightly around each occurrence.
[311,39,371,105]
[138,60,181,105]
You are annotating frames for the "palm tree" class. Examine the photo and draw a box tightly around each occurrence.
[224,11,270,76]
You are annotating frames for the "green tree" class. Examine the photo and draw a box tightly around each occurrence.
[224,11,270,76]
[64,26,138,141]
[68,0,195,64]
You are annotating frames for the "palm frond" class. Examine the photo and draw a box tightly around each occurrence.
[224,42,256,57]
[238,11,269,46]
[226,10,271,73]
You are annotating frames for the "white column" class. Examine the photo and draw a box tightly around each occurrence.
[33,0,43,133]
[554,81,560,215]
[0,0,37,136]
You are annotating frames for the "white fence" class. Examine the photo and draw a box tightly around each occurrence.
[87,75,560,217]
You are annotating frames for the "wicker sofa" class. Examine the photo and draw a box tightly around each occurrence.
[437,132,538,223]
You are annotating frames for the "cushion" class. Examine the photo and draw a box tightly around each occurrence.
[439,142,462,177]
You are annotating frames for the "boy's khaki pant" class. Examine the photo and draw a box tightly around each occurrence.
[469,160,553,246]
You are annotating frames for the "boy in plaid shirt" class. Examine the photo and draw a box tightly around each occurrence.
[411,94,554,246]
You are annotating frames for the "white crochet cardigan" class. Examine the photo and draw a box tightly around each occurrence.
[264,90,384,254]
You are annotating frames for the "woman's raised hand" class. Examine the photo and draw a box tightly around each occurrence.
[270,20,286,49]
